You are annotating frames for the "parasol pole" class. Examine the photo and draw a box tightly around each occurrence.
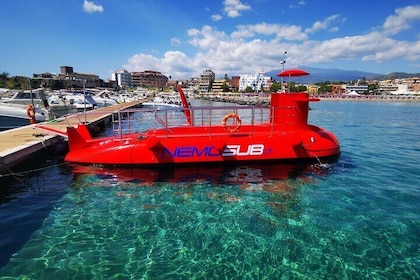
[280,51,287,92]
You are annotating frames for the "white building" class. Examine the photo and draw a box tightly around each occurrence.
[345,84,368,94]
[239,72,271,92]
[112,70,131,88]
[199,69,215,93]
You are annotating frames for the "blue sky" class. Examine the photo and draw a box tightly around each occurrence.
[1,0,420,80]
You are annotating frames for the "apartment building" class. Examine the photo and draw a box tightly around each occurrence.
[131,70,168,88]
[238,72,271,92]
[112,70,131,88]
[198,69,215,93]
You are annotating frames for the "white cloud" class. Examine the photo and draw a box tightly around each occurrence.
[223,0,251,18]
[362,40,420,63]
[171,38,182,46]
[188,26,230,50]
[305,14,345,34]
[124,51,197,79]
[82,0,104,14]
[328,27,339,33]
[231,23,307,41]
[289,1,306,9]
[383,5,420,35]
[123,5,420,79]
[211,14,223,21]
[126,54,160,72]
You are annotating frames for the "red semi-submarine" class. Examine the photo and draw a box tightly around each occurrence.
[63,69,340,166]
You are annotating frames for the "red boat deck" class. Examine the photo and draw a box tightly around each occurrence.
[64,92,340,166]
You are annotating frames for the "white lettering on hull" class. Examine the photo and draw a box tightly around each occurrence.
[222,144,264,157]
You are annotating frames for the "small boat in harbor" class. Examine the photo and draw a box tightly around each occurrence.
[141,95,182,109]
[0,102,48,131]
[141,101,181,109]
[2,89,79,119]
[53,69,340,166]
[141,92,183,109]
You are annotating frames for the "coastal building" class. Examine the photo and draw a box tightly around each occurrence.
[112,70,131,89]
[229,76,240,92]
[198,69,215,93]
[187,77,200,92]
[131,70,168,88]
[33,66,104,88]
[345,84,368,94]
[239,72,271,92]
[212,79,227,93]
[59,66,101,88]
[307,85,321,95]
[59,66,102,88]
[395,77,420,92]
[331,85,346,95]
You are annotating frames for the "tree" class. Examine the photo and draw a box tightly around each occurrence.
[244,86,253,93]
[8,76,28,89]
[318,84,332,94]
[0,71,9,80]
[30,79,42,89]
[270,81,281,92]
[368,84,378,94]
[360,76,367,85]
[0,72,10,87]
[288,82,304,92]
[50,80,65,90]
[222,82,230,92]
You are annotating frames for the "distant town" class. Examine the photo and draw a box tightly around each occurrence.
[1,65,419,97]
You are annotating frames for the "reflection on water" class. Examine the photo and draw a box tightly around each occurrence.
[1,160,343,279]
[70,160,336,184]
[69,160,339,207]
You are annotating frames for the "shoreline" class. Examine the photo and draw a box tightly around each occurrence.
[194,93,420,104]
[313,94,419,102]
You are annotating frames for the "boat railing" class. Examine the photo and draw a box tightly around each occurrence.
[110,104,299,138]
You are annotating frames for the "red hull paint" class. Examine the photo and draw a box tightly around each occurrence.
[65,129,339,165]
[64,80,340,166]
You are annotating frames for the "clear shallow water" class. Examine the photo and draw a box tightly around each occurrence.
[0,101,419,279]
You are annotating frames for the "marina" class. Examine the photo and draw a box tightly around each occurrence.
[0,100,144,175]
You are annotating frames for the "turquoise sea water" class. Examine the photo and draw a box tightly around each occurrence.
[0,100,419,279]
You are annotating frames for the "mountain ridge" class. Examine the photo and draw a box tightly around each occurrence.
[265,66,419,83]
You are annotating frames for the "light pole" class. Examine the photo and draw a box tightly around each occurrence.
[280,51,287,92]
[83,79,87,123]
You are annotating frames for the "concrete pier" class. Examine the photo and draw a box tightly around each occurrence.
[0,100,144,175]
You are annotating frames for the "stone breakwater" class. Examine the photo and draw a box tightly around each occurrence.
[315,94,419,102]
[196,93,419,105]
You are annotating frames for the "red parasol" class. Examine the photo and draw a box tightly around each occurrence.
[277,69,309,77]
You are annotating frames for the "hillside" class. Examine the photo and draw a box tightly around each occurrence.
[372,72,420,80]
[266,66,381,83]
[266,66,419,83]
